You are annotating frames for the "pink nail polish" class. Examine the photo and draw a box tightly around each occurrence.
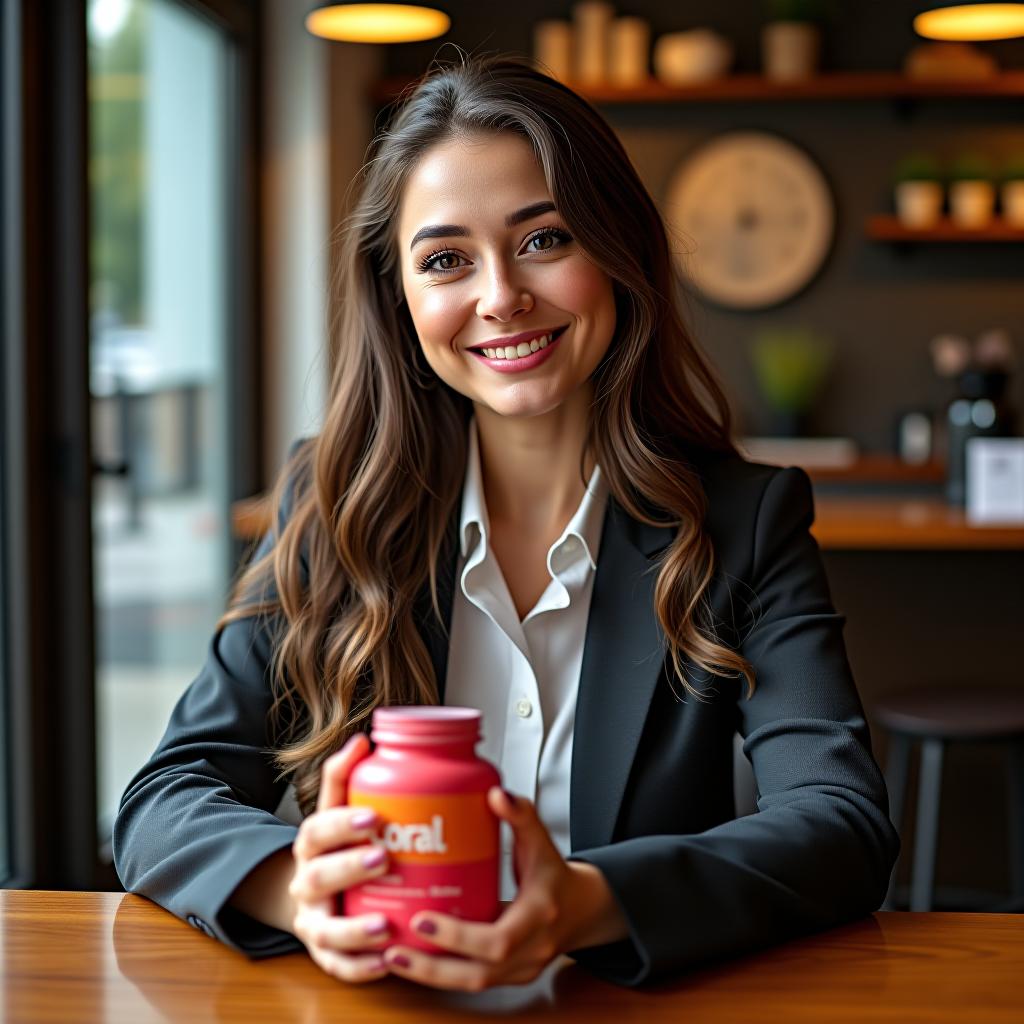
[351,809,377,829]
[388,953,411,969]
[415,918,437,935]
[364,915,389,935]
[362,846,386,869]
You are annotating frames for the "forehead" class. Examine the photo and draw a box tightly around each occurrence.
[398,133,551,241]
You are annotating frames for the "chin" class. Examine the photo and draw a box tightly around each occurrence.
[475,385,569,420]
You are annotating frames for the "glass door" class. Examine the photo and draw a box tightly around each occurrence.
[87,0,234,845]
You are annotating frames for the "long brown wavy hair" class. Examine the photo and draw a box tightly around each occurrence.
[218,51,756,816]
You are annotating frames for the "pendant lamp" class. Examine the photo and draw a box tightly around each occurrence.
[914,2,1024,40]
[306,3,450,44]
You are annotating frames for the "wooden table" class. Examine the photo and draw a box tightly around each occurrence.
[2,892,1022,1022]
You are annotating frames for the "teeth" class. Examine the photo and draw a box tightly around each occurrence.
[478,332,558,360]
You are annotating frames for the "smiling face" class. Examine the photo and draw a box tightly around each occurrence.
[396,131,617,420]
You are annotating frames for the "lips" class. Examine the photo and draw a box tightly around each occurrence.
[468,326,568,374]
[468,325,569,361]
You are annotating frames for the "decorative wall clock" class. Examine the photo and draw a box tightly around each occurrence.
[664,131,835,310]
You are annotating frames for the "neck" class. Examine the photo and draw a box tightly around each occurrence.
[473,385,596,536]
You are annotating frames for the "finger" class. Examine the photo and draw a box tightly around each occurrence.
[407,909,520,962]
[382,945,494,993]
[317,732,371,813]
[294,805,380,861]
[407,900,541,963]
[313,948,389,984]
[297,909,393,953]
[290,843,390,904]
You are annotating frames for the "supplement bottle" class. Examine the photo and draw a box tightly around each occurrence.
[341,706,501,951]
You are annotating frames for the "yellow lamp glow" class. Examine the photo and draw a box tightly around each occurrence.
[305,3,450,44]
[914,3,1024,40]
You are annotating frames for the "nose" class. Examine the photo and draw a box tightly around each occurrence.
[476,259,533,322]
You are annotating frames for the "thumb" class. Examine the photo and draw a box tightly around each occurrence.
[487,787,558,876]
[488,786,533,825]
[316,732,370,812]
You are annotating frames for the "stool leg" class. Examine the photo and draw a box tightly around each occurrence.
[883,733,912,910]
[1010,742,1024,909]
[910,738,945,912]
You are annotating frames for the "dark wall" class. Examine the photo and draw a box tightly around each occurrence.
[384,0,1024,451]
[381,2,1024,904]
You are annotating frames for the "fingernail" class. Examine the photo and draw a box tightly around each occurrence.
[362,846,386,869]
[367,955,386,971]
[387,952,411,969]
[364,914,389,936]
[351,809,377,829]
[502,788,518,807]
[415,918,437,935]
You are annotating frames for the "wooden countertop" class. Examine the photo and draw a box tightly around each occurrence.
[232,493,1024,551]
[3,891,1023,1023]
[812,495,1024,550]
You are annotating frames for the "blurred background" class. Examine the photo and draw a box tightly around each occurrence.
[2,0,1022,912]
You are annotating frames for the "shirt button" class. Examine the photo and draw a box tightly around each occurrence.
[515,698,533,718]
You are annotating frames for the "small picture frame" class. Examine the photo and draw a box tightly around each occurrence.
[966,437,1024,524]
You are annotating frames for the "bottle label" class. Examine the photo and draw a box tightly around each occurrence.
[344,791,499,939]
[349,792,497,864]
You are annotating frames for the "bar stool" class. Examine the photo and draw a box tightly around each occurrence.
[875,689,1024,912]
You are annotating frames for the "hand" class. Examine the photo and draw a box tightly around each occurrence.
[288,732,394,984]
[378,787,628,991]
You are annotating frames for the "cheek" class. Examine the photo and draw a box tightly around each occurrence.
[407,288,464,351]
[550,260,616,328]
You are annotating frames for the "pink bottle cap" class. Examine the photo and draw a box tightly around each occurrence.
[371,706,482,745]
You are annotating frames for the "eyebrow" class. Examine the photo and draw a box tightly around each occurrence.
[408,200,558,251]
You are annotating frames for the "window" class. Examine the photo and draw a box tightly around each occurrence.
[87,0,237,845]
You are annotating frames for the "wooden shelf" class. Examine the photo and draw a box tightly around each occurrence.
[866,215,1024,242]
[805,456,945,484]
[372,71,1024,106]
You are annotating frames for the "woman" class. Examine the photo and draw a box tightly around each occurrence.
[113,52,898,991]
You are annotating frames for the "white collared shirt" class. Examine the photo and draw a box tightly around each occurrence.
[443,417,609,900]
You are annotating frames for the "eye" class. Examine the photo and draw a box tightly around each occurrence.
[416,248,467,275]
[524,227,573,254]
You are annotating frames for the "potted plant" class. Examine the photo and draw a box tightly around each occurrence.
[999,153,1024,227]
[762,0,830,81]
[893,152,944,229]
[749,328,835,437]
[948,151,996,228]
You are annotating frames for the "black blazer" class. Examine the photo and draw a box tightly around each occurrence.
[112,439,899,988]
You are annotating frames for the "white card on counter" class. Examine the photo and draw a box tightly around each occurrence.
[966,437,1024,523]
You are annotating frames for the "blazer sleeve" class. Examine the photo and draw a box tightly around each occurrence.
[111,440,311,958]
[566,465,900,987]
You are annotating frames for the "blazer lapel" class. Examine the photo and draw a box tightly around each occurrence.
[570,497,675,852]
[419,497,461,704]
[418,489,676,854]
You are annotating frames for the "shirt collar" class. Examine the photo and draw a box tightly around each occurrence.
[459,417,607,572]
[459,418,490,559]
